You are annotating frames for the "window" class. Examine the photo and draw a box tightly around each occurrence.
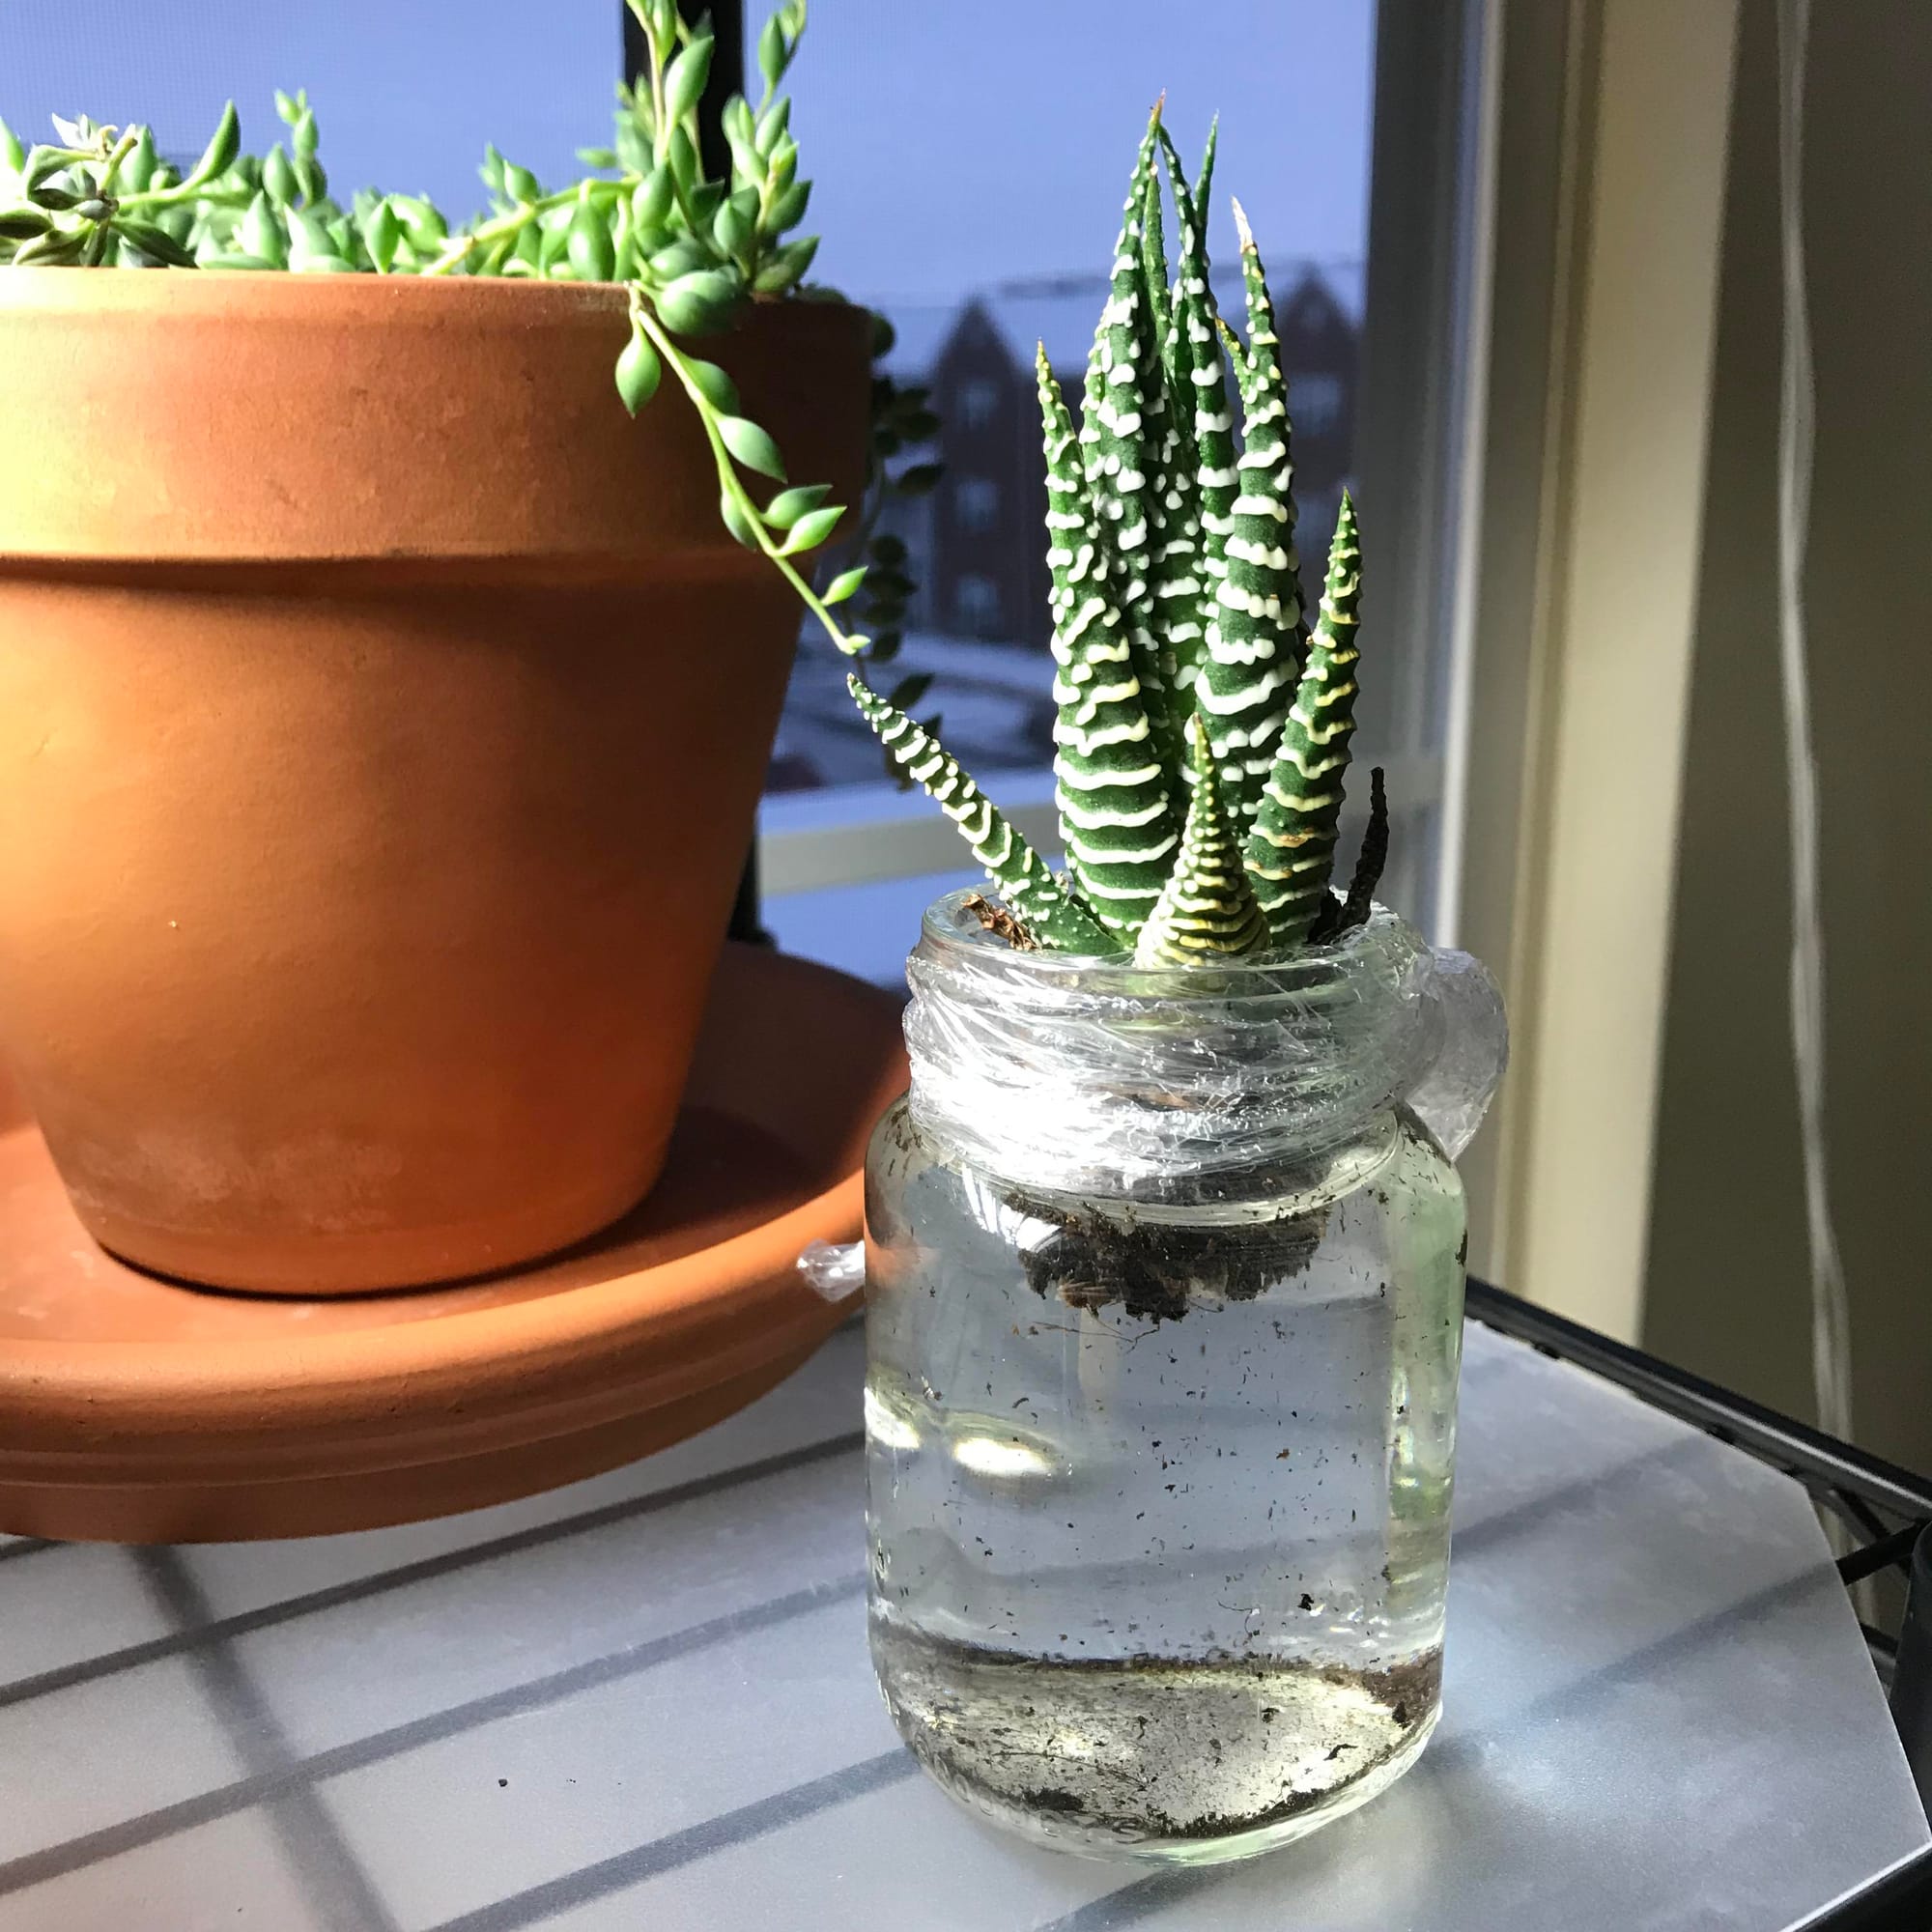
[952,574,1002,634]
[954,476,1000,532]
[960,378,1002,429]
[763,3,1426,984]
[1290,372,1346,437]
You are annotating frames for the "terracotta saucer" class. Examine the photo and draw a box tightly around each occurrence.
[0,946,905,1543]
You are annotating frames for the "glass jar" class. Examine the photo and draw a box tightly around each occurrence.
[862,893,1506,1863]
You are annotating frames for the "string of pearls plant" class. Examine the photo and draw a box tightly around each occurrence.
[0,0,943,737]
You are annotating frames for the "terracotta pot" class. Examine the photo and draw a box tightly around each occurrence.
[0,273,869,1294]
[0,944,907,1541]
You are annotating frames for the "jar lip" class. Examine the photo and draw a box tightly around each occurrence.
[914,889,1422,1008]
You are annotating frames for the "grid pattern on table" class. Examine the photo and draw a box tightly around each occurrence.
[0,1321,1925,1932]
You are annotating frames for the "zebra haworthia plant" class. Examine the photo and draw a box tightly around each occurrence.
[851,104,1387,966]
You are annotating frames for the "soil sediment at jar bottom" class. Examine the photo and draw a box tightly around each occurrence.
[874,1621,1440,1846]
[1003,1186,1325,1321]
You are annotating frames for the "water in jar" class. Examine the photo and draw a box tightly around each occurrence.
[864,1096,1467,1863]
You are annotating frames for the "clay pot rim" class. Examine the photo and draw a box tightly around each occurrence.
[0,266,865,333]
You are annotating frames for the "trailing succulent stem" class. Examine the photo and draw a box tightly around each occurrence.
[0,2,929,713]
[848,103,1391,963]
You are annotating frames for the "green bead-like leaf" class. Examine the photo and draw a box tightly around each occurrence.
[567,202,616,283]
[391,196,447,250]
[240,191,288,269]
[633,169,673,230]
[682,357,740,413]
[755,99,791,156]
[664,38,714,124]
[504,162,541,205]
[120,127,157,193]
[284,207,339,270]
[719,491,761,550]
[361,199,400,272]
[752,234,816,294]
[113,216,195,267]
[780,504,844,554]
[647,238,713,282]
[262,145,298,207]
[758,15,788,89]
[763,483,831,528]
[0,210,50,242]
[654,268,738,335]
[666,126,697,192]
[713,195,753,260]
[190,102,241,187]
[0,117,24,178]
[718,414,785,481]
[615,329,663,413]
[823,566,867,605]
[765,179,810,233]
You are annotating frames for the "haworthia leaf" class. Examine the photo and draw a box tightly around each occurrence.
[718,413,785,480]
[1078,101,1177,764]
[1157,125,1236,709]
[1244,490,1362,945]
[1194,200,1308,828]
[1139,167,1206,716]
[848,676,1118,955]
[1135,715,1270,967]
[1037,349,1179,937]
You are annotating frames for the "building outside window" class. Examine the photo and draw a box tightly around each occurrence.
[953,476,1001,533]
[959,378,1002,430]
[951,574,1002,636]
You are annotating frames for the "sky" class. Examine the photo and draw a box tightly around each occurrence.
[1,1,1376,306]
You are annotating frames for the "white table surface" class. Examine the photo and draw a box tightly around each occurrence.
[0,1315,1923,1931]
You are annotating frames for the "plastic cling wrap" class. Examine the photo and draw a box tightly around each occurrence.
[902,892,1507,1199]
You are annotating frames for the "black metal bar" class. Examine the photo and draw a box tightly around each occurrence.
[1464,1279,1932,1520]
[1889,1529,1932,1815]
[1840,1522,1930,1588]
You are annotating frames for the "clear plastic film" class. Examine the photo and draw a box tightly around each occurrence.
[900,891,1507,1201]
